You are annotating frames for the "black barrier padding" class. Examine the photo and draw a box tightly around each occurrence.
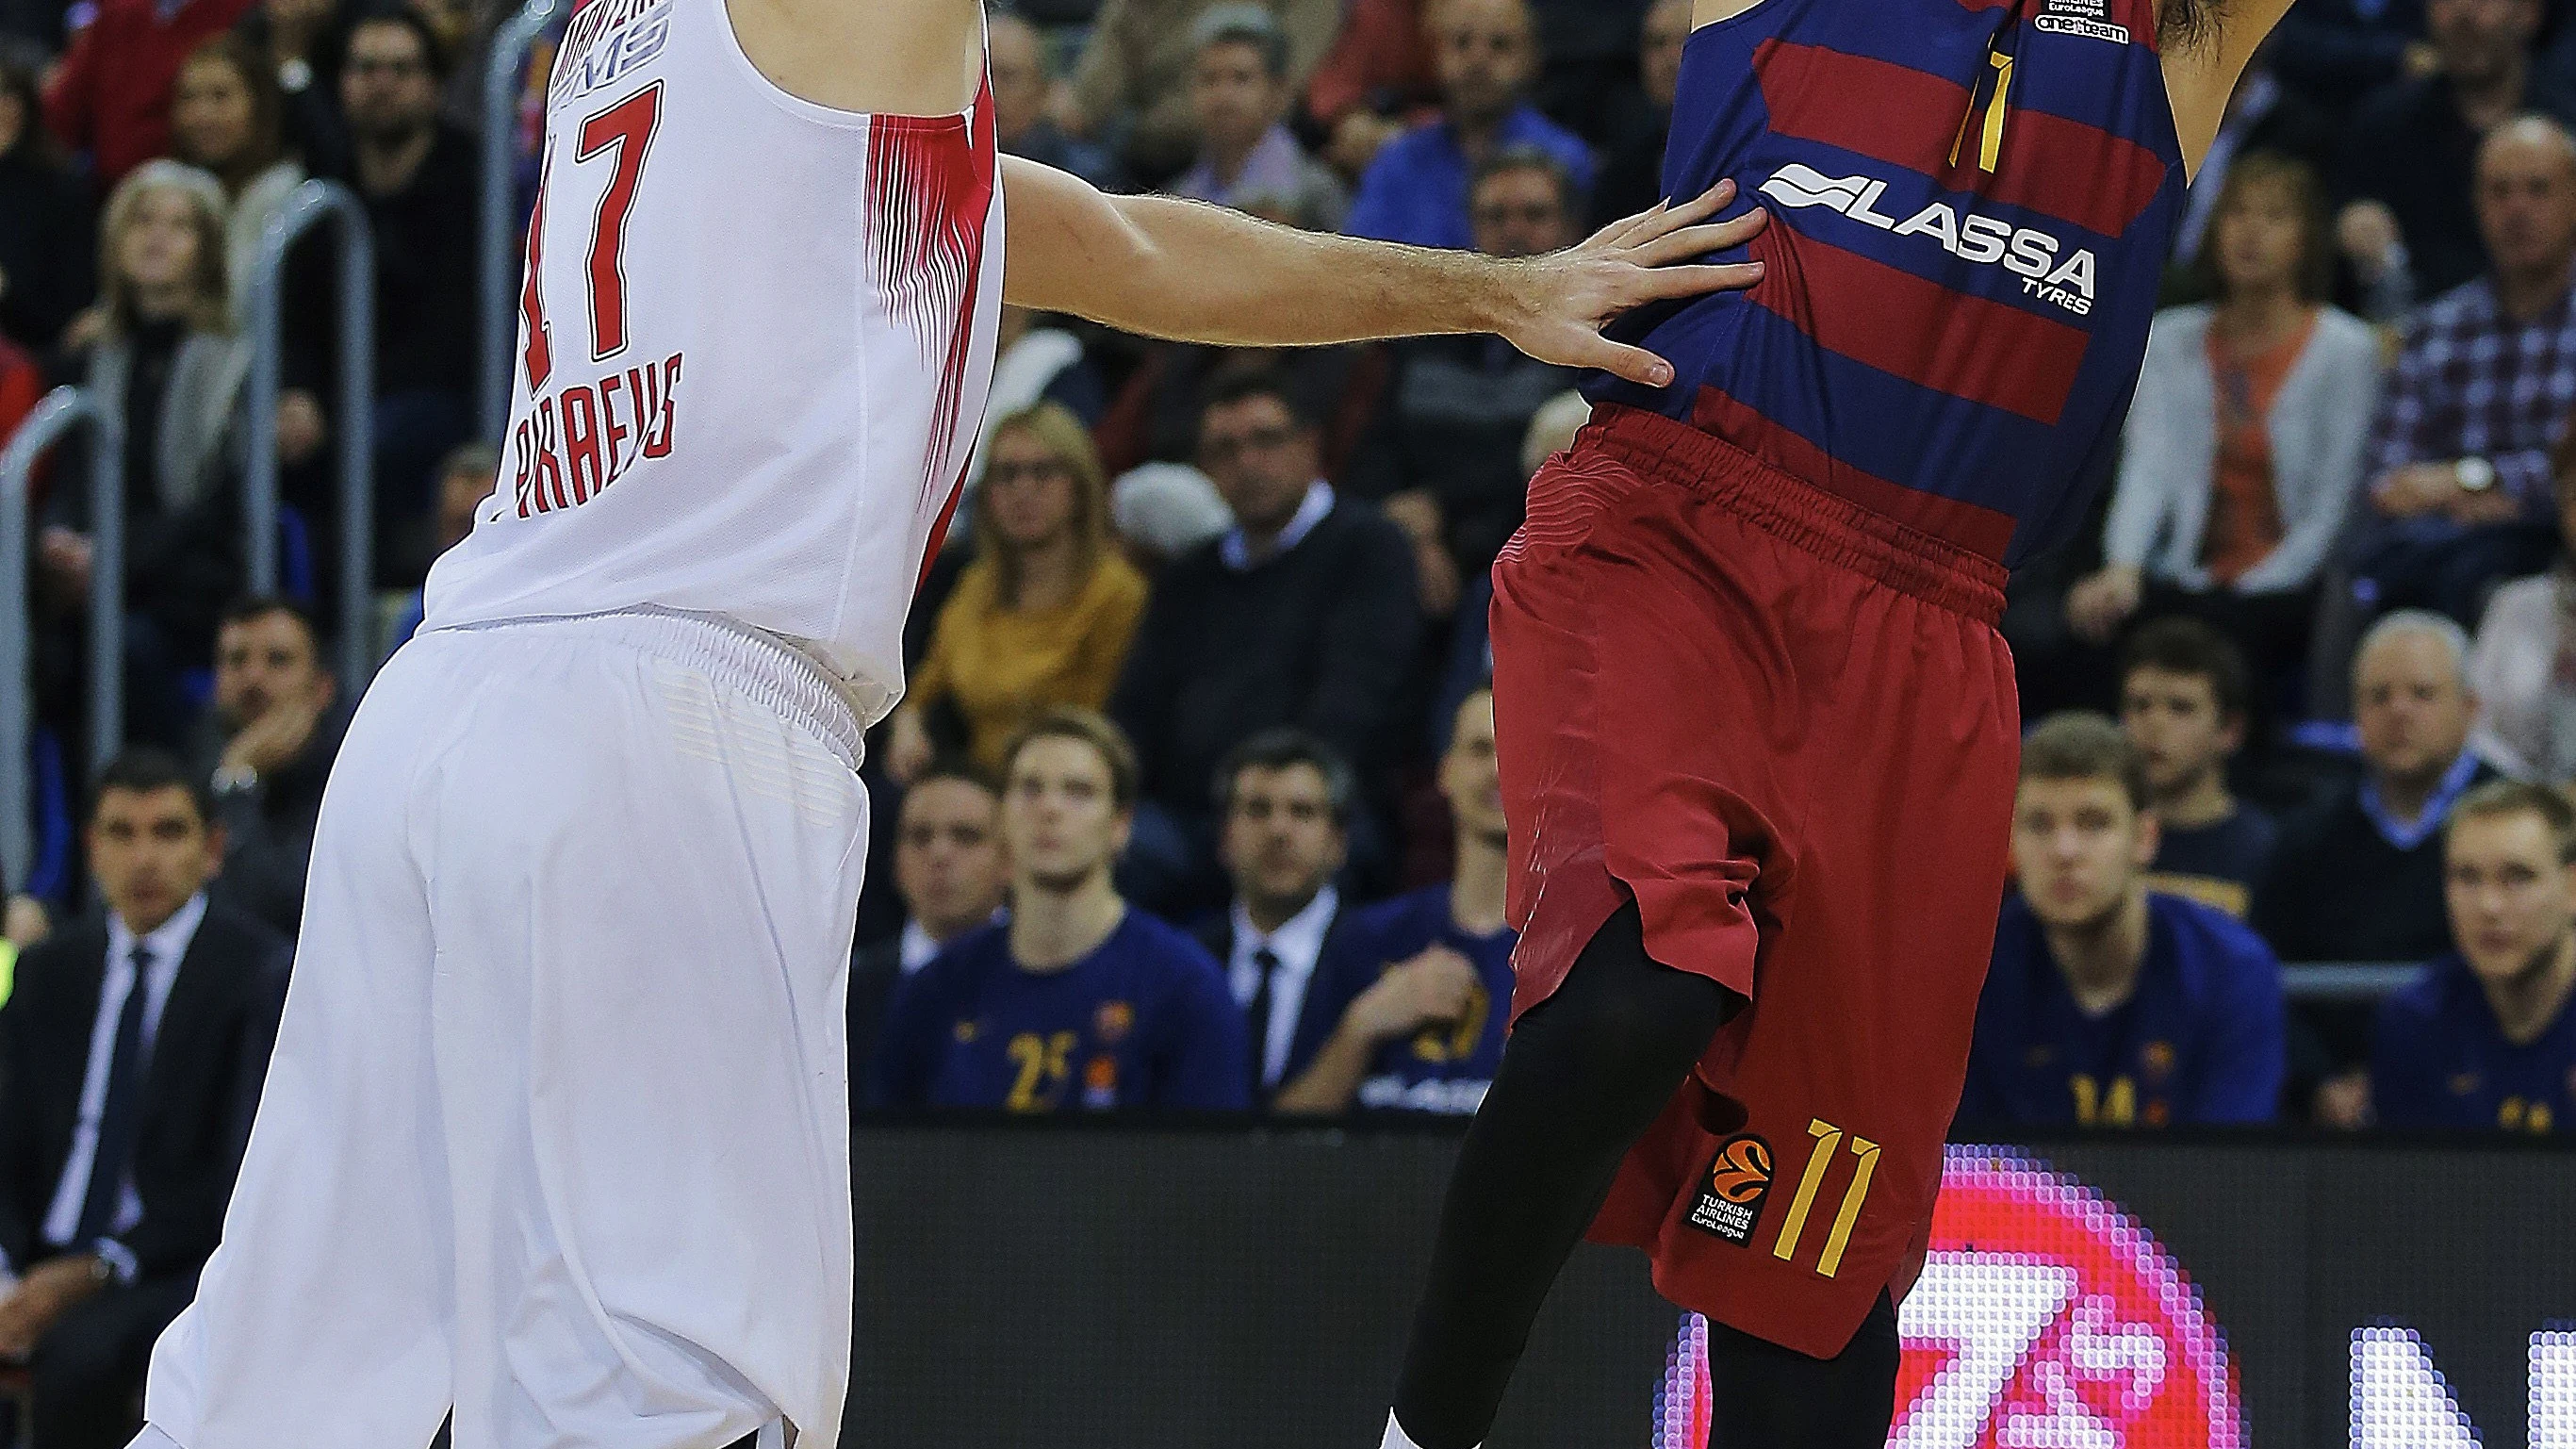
[847,1127,2575,1449]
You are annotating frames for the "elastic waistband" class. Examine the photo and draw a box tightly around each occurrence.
[432,606,868,767]
[1581,405,2007,624]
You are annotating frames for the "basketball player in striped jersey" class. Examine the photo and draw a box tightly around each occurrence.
[122,1,1770,1445]
[1376,0,2305,1445]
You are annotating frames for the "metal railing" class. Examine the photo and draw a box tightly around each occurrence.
[243,178,375,694]
[0,388,123,894]
[482,0,565,439]
[2281,962,2422,1001]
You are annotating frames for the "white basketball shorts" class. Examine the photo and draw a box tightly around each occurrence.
[134,608,870,1449]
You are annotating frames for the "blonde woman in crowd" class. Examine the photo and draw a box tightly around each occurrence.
[888,403,1150,781]
[39,162,255,746]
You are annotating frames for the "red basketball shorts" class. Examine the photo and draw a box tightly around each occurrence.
[1491,403,2021,1359]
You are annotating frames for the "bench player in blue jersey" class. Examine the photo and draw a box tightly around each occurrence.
[1961,713,2286,1129]
[1375,0,2309,1446]
[2373,780,2576,1134]
[872,709,1249,1114]
[1277,688,1518,1117]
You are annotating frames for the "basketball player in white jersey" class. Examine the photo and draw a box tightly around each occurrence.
[127,0,1765,1444]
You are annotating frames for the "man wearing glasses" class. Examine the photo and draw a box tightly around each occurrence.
[1109,368,1424,916]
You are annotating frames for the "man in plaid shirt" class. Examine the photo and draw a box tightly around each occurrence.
[2358,114,2576,626]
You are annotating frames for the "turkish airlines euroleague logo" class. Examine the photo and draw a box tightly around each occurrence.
[1654,1149,2243,1448]
[1684,1134,1774,1246]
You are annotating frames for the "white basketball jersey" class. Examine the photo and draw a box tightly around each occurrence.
[422,0,1005,724]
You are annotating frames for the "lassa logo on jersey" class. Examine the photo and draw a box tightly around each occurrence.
[1757,163,2100,317]
[512,352,685,518]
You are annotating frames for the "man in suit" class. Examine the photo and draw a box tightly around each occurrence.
[0,750,290,1449]
[847,764,1008,1087]
[1195,730,1361,1108]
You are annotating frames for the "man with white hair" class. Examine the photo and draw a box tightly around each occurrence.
[2256,610,2502,963]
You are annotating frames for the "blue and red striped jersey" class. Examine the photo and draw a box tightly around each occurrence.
[1589,0,2186,568]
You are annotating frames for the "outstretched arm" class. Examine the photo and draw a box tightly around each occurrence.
[2162,0,2303,178]
[1001,157,1766,387]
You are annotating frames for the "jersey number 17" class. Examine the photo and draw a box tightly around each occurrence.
[521,83,664,393]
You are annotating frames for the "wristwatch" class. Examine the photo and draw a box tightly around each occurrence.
[2454,456,2497,493]
[210,764,259,797]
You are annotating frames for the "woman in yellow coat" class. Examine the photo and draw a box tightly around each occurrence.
[888,403,1151,780]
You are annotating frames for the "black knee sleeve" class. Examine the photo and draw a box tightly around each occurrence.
[1392,903,1740,1449]
[1703,1292,1901,1449]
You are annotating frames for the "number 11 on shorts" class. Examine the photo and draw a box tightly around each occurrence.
[1771,1118,1881,1278]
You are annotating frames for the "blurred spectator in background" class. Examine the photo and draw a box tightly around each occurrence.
[0,325,38,443]
[1960,713,2286,1128]
[284,6,478,583]
[2371,778,2576,1130]
[2123,619,2279,918]
[1065,0,1337,187]
[2467,436,2576,781]
[232,0,349,173]
[988,10,1120,192]
[1349,147,1581,615]
[890,404,1148,782]
[2258,611,2500,961]
[1170,5,1346,231]
[1304,0,1435,177]
[1277,685,1512,1116]
[1587,0,1688,228]
[40,0,254,190]
[0,750,287,1449]
[192,597,347,936]
[0,51,94,353]
[848,766,1007,1090]
[2336,0,2574,310]
[1340,0,1591,251]
[873,710,1248,1113]
[2354,116,2576,630]
[976,306,1107,453]
[2269,0,2428,117]
[1111,370,1421,915]
[2170,46,2337,277]
[1109,460,1235,564]
[169,36,304,326]
[1198,730,1355,1106]
[2068,154,2379,693]
[40,162,250,751]
[1093,340,1386,486]
[386,439,495,651]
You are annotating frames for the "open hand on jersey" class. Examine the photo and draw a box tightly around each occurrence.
[1493,179,1769,389]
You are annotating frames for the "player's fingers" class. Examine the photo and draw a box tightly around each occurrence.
[1588,198,1672,251]
[1619,179,1735,248]
[1573,336,1680,388]
[1633,261,1766,304]
[1629,213,1768,268]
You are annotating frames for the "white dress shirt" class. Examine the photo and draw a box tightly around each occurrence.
[898,919,943,975]
[1220,482,1335,572]
[1226,886,1340,1088]
[37,892,208,1277]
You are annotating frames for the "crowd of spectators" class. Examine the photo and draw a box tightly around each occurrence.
[1,0,2575,1425]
